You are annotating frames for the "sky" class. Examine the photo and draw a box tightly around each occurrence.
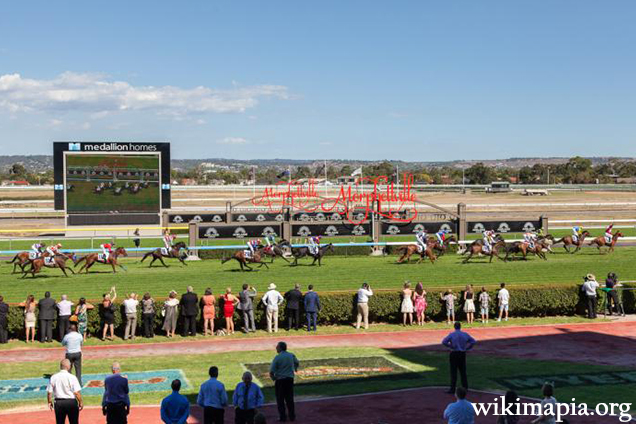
[1,1,635,161]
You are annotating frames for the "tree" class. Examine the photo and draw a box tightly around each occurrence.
[464,163,495,184]
[10,163,26,176]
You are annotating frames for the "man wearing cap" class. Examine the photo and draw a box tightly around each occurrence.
[47,359,83,424]
[262,283,284,333]
[581,274,600,319]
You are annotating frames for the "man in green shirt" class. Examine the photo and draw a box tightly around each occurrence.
[269,342,299,422]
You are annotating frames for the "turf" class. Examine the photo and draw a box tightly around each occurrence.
[0,346,633,412]
[1,244,634,303]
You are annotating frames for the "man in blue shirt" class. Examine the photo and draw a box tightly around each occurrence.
[270,342,299,422]
[303,285,321,332]
[443,387,475,424]
[62,324,83,385]
[160,379,190,424]
[442,322,476,394]
[233,371,264,424]
[197,366,228,424]
[102,362,130,424]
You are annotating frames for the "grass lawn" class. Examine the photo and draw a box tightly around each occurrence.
[0,346,633,412]
[0,242,634,302]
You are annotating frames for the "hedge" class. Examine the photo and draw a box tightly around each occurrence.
[2,284,634,340]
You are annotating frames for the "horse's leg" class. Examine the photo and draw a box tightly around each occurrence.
[463,252,472,264]
[159,257,168,267]
[66,265,75,274]
[111,262,117,273]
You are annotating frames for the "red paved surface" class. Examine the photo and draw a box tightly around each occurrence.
[0,388,629,423]
[1,321,634,366]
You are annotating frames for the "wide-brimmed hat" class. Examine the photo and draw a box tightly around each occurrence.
[268,283,277,290]
[586,273,596,281]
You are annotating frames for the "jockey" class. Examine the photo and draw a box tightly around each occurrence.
[100,242,114,261]
[482,230,495,253]
[308,235,321,255]
[264,234,276,252]
[537,227,544,237]
[415,229,428,253]
[435,229,449,245]
[163,229,176,250]
[31,242,45,257]
[46,243,62,257]
[605,224,614,243]
[523,231,537,249]
[246,238,260,258]
[572,226,583,243]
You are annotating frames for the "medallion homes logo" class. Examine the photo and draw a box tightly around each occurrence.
[69,142,158,152]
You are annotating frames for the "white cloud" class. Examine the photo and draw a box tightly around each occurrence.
[217,137,249,145]
[0,72,290,116]
[48,119,63,127]
[319,141,333,146]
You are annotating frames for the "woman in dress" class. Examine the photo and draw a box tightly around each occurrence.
[19,295,36,343]
[200,288,216,336]
[400,282,414,326]
[221,288,238,334]
[413,282,428,326]
[101,287,117,340]
[75,297,94,340]
[463,284,475,324]
[162,290,179,338]
[141,293,155,338]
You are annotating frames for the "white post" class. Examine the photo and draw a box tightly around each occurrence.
[324,160,328,196]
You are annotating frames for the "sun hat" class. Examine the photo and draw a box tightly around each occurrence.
[586,273,596,281]
[268,283,277,290]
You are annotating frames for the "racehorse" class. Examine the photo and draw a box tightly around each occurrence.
[7,250,48,274]
[589,231,623,253]
[537,234,556,253]
[221,246,269,271]
[260,240,291,263]
[429,234,457,256]
[504,241,547,261]
[22,252,77,278]
[291,243,335,266]
[75,247,128,273]
[395,244,437,264]
[141,241,188,267]
[462,240,506,264]
[554,230,590,254]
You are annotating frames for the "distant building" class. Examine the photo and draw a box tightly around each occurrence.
[2,180,30,186]
[336,176,359,185]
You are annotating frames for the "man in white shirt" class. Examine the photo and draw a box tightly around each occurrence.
[57,295,74,341]
[123,293,139,340]
[62,324,84,385]
[47,358,83,424]
[262,283,284,333]
[355,283,373,330]
[581,274,600,319]
[497,283,510,322]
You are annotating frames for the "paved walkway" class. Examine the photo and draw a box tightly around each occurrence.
[1,321,634,366]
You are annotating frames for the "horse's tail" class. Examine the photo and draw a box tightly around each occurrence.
[73,256,86,267]
[554,237,565,245]
[6,254,19,264]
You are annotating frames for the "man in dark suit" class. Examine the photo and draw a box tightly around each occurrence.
[284,284,303,331]
[38,291,56,343]
[239,284,257,333]
[0,296,9,343]
[303,285,321,332]
[180,286,198,337]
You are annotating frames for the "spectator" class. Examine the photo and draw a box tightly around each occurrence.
[47,359,83,424]
[160,379,190,424]
[101,287,117,341]
[38,291,56,343]
[133,228,141,249]
[0,295,8,344]
[253,413,267,424]
[530,383,557,424]
[441,289,457,325]
[239,284,257,333]
[197,366,228,424]
[496,390,520,424]
[57,294,74,341]
[497,283,510,322]
[262,283,284,333]
[304,285,321,332]
[442,322,476,394]
[478,287,490,324]
[19,294,37,343]
[62,324,84,385]
[233,371,264,424]
[123,293,139,340]
[141,293,155,338]
[463,285,475,324]
[355,282,373,330]
[74,298,94,340]
[581,274,599,319]
[401,282,414,326]
[443,387,475,424]
[102,362,130,424]
[413,282,427,326]
[180,286,198,337]
[604,272,624,316]
[201,288,216,336]
[163,291,179,338]
[222,288,239,334]
[284,284,303,331]
[270,342,299,423]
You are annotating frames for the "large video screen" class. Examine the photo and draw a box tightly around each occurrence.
[64,153,161,213]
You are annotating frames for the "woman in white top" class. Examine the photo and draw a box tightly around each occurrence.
[19,295,37,343]
[400,282,414,326]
